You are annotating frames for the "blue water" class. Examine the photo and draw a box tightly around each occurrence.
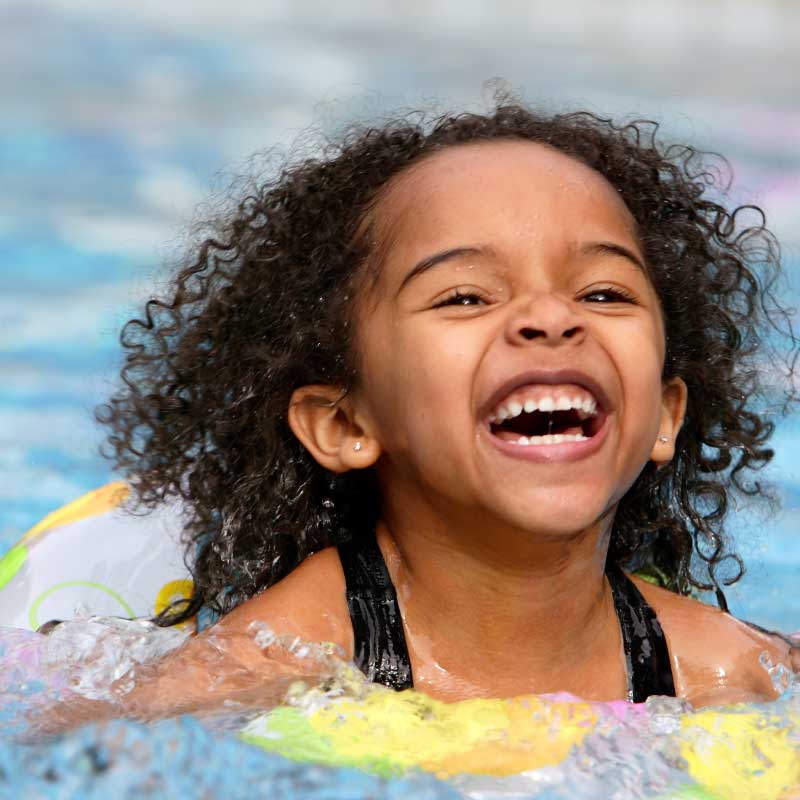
[1,2,798,797]
[0,715,460,800]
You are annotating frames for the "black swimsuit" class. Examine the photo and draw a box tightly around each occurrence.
[337,530,676,703]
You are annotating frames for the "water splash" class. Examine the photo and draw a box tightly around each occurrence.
[759,649,797,697]
[1,620,799,799]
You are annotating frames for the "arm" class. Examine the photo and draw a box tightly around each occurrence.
[23,548,353,734]
[631,575,798,708]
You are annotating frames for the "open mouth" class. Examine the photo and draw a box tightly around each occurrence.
[489,408,602,445]
[486,386,606,447]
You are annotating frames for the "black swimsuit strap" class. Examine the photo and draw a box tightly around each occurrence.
[338,531,675,701]
[605,562,676,702]
[337,533,413,690]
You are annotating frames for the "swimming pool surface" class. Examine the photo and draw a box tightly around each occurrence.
[1,4,799,799]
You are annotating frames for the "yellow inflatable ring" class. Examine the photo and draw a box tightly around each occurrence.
[243,684,800,798]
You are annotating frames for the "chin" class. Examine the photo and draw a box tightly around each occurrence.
[499,511,607,539]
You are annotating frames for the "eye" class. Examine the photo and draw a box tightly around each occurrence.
[582,286,637,304]
[433,289,489,308]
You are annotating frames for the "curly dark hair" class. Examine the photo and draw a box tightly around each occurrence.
[96,95,798,625]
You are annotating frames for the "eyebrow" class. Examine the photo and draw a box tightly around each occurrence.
[577,242,647,274]
[396,245,495,295]
[396,240,647,295]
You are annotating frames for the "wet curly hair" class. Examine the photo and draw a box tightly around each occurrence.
[96,95,798,625]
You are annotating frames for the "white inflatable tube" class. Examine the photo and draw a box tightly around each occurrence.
[0,483,192,630]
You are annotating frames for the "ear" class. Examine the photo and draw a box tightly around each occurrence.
[287,385,381,472]
[650,376,688,467]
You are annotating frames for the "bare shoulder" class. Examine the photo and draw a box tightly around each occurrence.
[124,548,352,719]
[208,546,353,660]
[630,575,798,706]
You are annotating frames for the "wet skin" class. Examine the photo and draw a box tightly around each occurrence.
[139,140,797,714]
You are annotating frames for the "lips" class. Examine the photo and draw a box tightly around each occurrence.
[480,368,612,424]
[476,368,613,462]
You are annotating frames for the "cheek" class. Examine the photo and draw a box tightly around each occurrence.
[407,325,482,415]
[616,323,665,436]
[361,323,475,448]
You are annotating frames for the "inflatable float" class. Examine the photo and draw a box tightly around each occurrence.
[1,484,798,799]
[0,483,192,631]
[243,685,800,798]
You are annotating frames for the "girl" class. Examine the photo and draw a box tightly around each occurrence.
[97,97,799,716]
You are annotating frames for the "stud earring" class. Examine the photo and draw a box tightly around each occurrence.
[659,435,669,442]
[353,441,362,452]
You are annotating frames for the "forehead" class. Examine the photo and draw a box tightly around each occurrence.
[370,139,639,273]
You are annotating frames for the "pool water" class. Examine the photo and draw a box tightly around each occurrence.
[1,2,798,797]
[1,619,798,799]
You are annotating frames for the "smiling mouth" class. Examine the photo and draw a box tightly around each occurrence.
[486,384,607,446]
[489,408,603,445]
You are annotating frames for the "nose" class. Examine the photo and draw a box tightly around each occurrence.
[505,293,586,347]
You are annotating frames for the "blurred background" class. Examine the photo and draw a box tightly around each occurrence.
[1,0,798,629]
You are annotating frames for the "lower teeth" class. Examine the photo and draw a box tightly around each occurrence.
[515,433,588,446]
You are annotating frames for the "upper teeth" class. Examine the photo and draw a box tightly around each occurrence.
[490,394,596,423]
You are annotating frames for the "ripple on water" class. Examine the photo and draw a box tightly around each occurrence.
[0,617,798,800]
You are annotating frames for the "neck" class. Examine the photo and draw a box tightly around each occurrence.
[376,499,620,693]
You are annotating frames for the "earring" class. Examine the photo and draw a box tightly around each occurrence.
[659,435,669,443]
[353,441,362,452]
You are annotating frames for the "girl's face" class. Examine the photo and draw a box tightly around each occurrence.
[351,139,685,538]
